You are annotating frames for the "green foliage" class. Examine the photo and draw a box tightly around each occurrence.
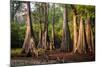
[11,21,26,48]
[76,5,95,20]
[11,3,95,49]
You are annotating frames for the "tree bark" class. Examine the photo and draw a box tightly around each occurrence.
[73,15,78,53]
[22,2,36,55]
[61,5,72,52]
[86,16,94,53]
[42,3,50,50]
[77,17,86,54]
[71,5,78,53]
[50,4,55,50]
[37,4,43,48]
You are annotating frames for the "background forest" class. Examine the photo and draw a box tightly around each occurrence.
[11,1,95,66]
[11,1,95,65]
[11,1,95,49]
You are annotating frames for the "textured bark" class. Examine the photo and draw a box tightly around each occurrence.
[77,17,86,54]
[22,2,36,54]
[73,15,78,53]
[86,17,94,53]
[71,5,78,53]
[61,5,72,52]
[42,3,50,50]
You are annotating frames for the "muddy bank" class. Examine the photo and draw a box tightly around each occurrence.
[11,57,58,66]
[11,52,95,66]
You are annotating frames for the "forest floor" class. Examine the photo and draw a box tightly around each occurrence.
[11,49,95,66]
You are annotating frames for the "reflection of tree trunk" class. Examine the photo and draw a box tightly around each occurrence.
[77,17,86,54]
[86,17,94,53]
[50,4,55,50]
[73,15,78,53]
[22,2,36,55]
[61,5,72,52]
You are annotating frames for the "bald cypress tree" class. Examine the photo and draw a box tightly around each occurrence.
[85,16,94,53]
[50,3,55,50]
[61,5,72,52]
[22,2,36,55]
[37,3,43,48]
[77,17,86,54]
[42,3,50,50]
[71,5,78,53]
[73,15,78,53]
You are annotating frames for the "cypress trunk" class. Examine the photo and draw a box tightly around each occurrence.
[77,17,86,54]
[50,4,55,50]
[73,15,78,53]
[61,5,72,52]
[37,4,43,48]
[86,17,94,53]
[22,2,36,55]
[42,3,50,50]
